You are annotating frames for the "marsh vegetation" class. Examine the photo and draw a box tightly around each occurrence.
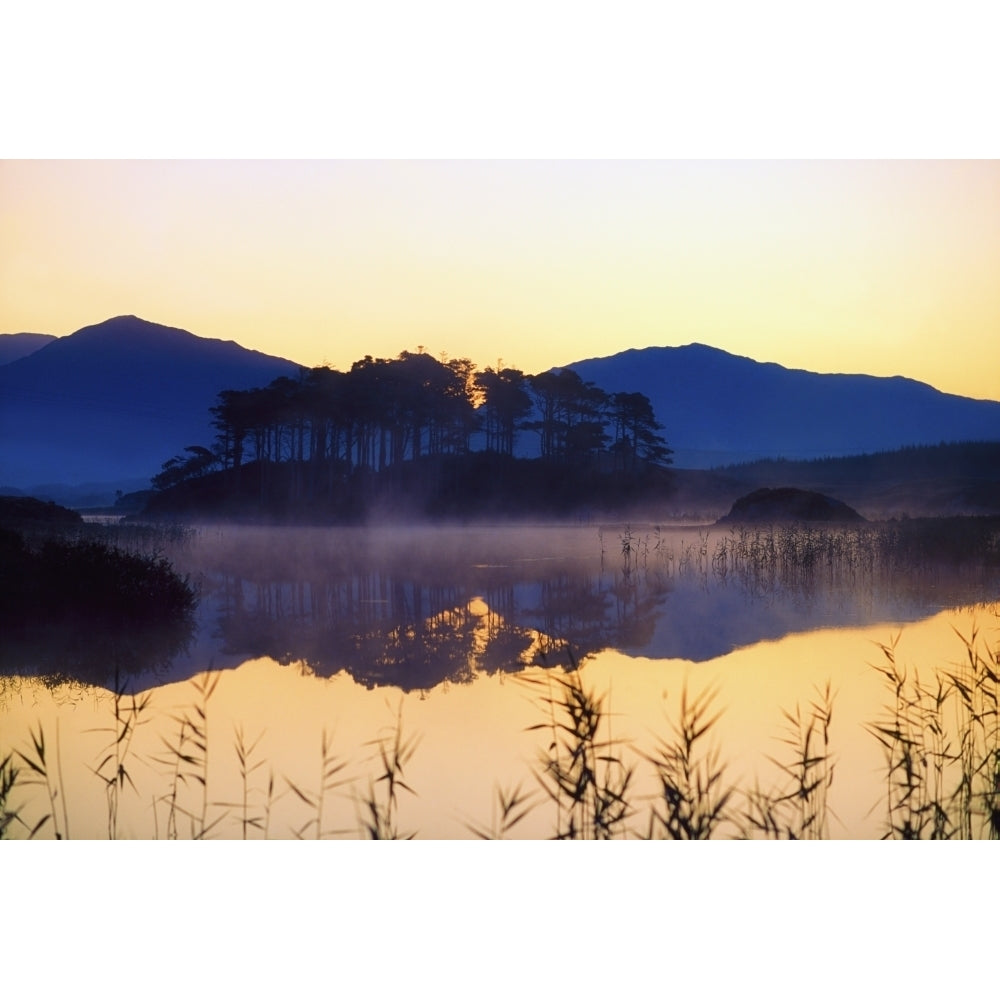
[0,521,196,686]
[2,618,997,839]
[2,517,998,839]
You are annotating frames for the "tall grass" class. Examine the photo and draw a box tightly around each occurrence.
[15,721,70,839]
[216,725,271,840]
[946,622,1000,839]
[638,518,1000,597]
[357,701,421,840]
[866,636,953,839]
[642,684,736,840]
[521,647,635,840]
[867,623,999,839]
[154,671,222,839]
[87,668,152,839]
[743,683,837,839]
[2,615,998,839]
[286,728,351,839]
[464,782,537,840]
[0,751,24,838]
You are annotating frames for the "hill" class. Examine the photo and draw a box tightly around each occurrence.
[0,332,56,366]
[717,487,866,524]
[559,344,1000,468]
[665,441,1000,520]
[0,315,299,492]
[5,321,1000,513]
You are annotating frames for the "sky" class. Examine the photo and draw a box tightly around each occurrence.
[3,158,998,400]
[3,0,997,984]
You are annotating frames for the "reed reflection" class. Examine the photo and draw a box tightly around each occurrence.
[197,522,1000,693]
[4,521,998,694]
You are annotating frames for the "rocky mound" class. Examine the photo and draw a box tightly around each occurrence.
[717,487,866,524]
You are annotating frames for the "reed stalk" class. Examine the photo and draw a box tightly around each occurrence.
[87,666,152,839]
[286,727,350,839]
[867,635,956,839]
[522,648,634,840]
[153,670,223,839]
[16,721,70,839]
[0,751,24,838]
[743,682,837,839]
[642,683,735,839]
[464,781,537,840]
[358,701,421,840]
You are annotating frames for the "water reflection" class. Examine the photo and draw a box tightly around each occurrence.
[2,524,998,695]
[3,604,997,839]
[0,617,194,690]
[210,569,670,689]
[181,524,999,693]
[3,523,999,839]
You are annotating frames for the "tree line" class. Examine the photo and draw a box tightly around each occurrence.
[151,350,672,514]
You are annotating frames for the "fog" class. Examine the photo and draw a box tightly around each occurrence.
[50,518,991,693]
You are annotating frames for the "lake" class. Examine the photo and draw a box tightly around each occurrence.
[2,521,999,839]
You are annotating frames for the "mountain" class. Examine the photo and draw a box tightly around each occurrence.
[557,344,1000,468]
[0,333,56,366]
[0,316,300,491]
[5,320,999,501]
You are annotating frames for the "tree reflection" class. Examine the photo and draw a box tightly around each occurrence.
[210,561,669,691]
[9,522,997,692]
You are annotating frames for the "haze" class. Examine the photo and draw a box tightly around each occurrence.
[2,159,998,400]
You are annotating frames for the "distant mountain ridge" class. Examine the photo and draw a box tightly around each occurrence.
[557,344,1000,468]
[4,318,1000,498]
[0,315,299,490]
[0,332,56,366]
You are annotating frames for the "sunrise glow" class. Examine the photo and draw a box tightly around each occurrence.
[2,159,998,400]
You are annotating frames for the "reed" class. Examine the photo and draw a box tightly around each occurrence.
[742,682,837,840]
[943,622,1000,839]
[87,668,152,839]
[15,721,70,839]
[358,701,421,840]
[639,519,1000,598]
[286,728,351,839]
[865,636,953,839]
[153,670,223,839]
[642,683,736,840]
[464,781,537,840]
[3,606,997,840]
[866,622,1000,839]
[0,751,24,838]
[522,648,635,840]
[620,524,635,579]
[212,724,270,839]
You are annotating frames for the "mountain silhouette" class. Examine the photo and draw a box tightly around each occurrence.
[556,344,1000,467]
[0,332,56,366]
[0,316,299,489]
[4,320,1000,495]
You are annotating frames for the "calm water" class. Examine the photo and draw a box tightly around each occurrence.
[3,522,998,839]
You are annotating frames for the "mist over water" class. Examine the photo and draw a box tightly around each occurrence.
[158,522,1000,687]
[3,521,999,839]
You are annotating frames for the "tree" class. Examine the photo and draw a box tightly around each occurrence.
[609,391,672,472]
[526,368,609,464]
[152,445,220,491]
[475,367,532,456]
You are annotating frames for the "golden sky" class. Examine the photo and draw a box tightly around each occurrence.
[2,159,998,400]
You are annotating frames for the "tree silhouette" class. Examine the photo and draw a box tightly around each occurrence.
[154,350,674,518]
[609,391,673,472]
[152,445,220,491]
[526,368,610,464]
[475,366,533,456]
